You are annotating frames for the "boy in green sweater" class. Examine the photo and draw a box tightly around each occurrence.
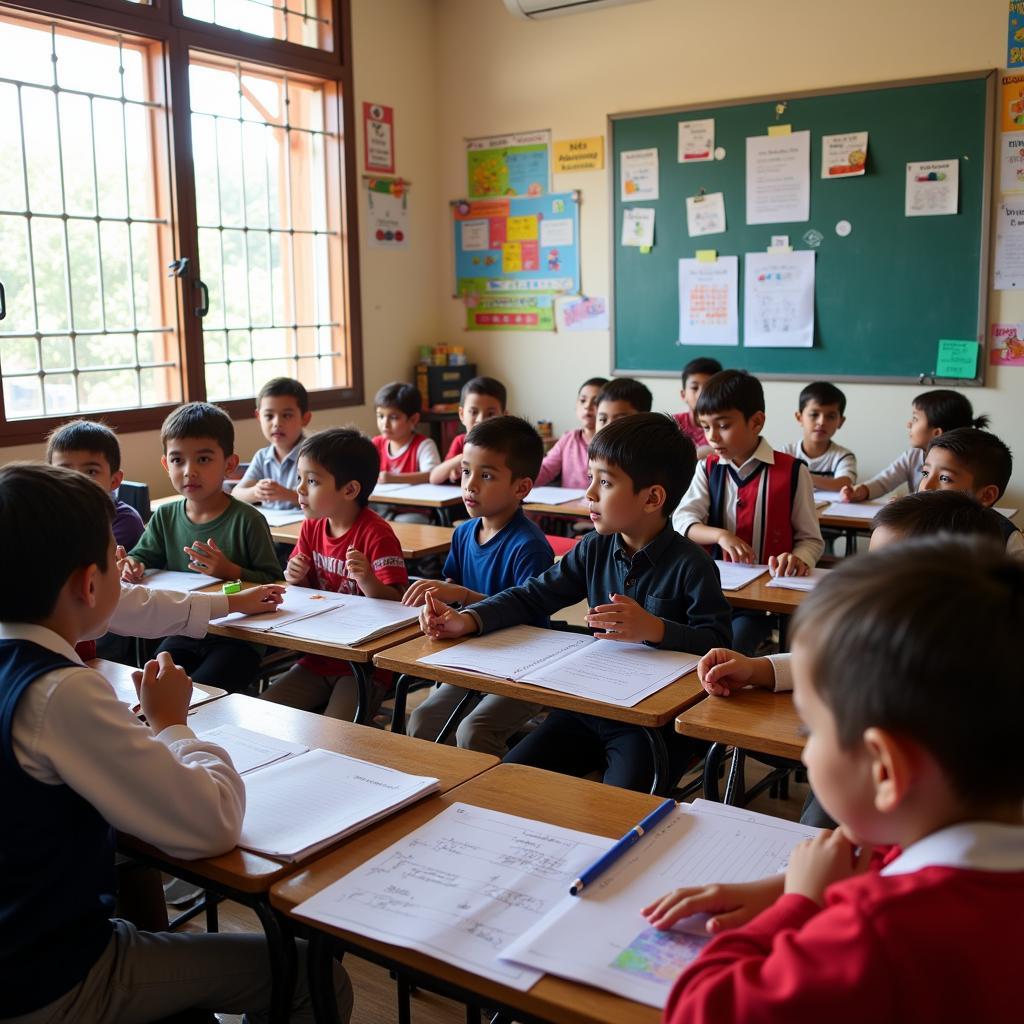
[124,403,280,691]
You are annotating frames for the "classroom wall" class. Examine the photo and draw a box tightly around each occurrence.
[0,0,442,497]
[435,0,1024,506]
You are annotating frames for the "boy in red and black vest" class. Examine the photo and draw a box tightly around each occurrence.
[673,370,823,655]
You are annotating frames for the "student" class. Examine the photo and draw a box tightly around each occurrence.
[429,376,507,485]
[782,381,857,492]
[404,416,554,754]
[373,381,440,484]
[673,370,823,655]
[645,539,1024,1023]
[595,377,653,430]
[839,388,988,502]
[419,413,731,792]
[262,428,408,720]
[675,357,722,458]
[123,402,281,690]
[233,377,312,509]
[46,419,145,550]
[535,376,608,488]
[0,464,351,1024]
[919,427,1023,559]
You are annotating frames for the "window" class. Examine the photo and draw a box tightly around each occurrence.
[0,0,359,444]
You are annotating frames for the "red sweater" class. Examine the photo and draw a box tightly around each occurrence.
[372,433,429,475]
[665,860,1024,1024]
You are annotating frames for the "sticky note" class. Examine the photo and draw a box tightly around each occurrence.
[936,339,980,378]
[639,245,652,254]
[768,124,792,137]
[502,242,523,272]
[507,215,539,242]
[696,249,717,262]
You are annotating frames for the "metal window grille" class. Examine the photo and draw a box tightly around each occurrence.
[181,0,330,50]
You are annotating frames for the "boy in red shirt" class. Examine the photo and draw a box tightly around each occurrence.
[261,428,407,719]
[674,356,721,457]
[429,376,507,485]
[645,538,1024,1024]
[373,381,440,484]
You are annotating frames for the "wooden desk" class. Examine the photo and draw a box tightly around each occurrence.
[524,499,589,518]
[119,694,498,1022]
[271,764,662,1024]
[263,519,454,560]
[369,487,465,526]
[89,657,226,710]
[724,575,810,617]
[376,634,706,795]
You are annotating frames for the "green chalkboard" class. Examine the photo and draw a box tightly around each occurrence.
[610,71,994,383]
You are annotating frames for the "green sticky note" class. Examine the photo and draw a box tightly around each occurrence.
[936,339,980,378]
[639,245,652,254]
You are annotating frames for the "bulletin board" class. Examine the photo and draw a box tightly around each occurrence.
[609,71,995,383]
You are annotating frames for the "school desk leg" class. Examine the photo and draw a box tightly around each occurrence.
[702,743,727,801]
[397,972,413,1024]
[254,900,297,1024]
[349,661,371,725]
[777,616,790,652]
[390,674,412,735]
[436,690,482,745]
[723,748,746,805]
[309,931,343,1024]
[644,728,671,796]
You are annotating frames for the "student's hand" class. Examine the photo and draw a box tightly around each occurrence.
[115,545,130,577]
[769,553,809,578]
[718,532,755,564]
[402,579,466,607]
[698,648,776,696]
[345,548,375,586]
[285,552,311,585]
[255,479,293,504]
[420,592,476,639]
[132,651,192,734]
[448,467,460,484]
[227,584,286,616]
[784,829,873,906]
[586,593,665,645]
[121,556,146,584]
[642,876,785,935]
[839,484,868,503]
[183,538,239,580]
[378,470,395,484]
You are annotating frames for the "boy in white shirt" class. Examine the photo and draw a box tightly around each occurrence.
[782,381,857,492]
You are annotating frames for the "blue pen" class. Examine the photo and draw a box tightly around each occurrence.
[570,797,676,896]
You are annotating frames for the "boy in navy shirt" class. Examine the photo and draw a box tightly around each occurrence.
[404,416,553,754]
[420,414,731,791]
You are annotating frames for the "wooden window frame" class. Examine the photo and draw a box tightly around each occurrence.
[0,0,362,446]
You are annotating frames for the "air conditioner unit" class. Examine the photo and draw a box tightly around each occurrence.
[503,0,654,19]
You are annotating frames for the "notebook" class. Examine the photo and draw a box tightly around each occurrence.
[766,567,831,592]
[209,585,348,632]
[527,486,587,505]
[713,561,769,591]
[140,569,217,592]
[269,594,420,646]
[257,508,305,527]
[378,483,462,502]
[819,500,886,520]
[418,625,699,707]
[196,724,308,775]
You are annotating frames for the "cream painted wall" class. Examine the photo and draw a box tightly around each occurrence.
[1,0,442,499]
[435,0,1024,506]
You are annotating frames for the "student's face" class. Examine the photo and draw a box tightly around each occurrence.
[697,408,765,463]
[576,384,603,432]
[296,455,357,519]
[795,401,844,446]
[919,450,997,506]
[596,399,638,430]
[50,450,121,494]
[459,393,504,432]
[792,640,879,846]
[84,536,125,640]
[257,396,310,451]
[376,406,418,443]
[907,405,941,449]
[161,437,236,502]
[681,372,713,411]
[584,458,651,536]
[460,443,530,520]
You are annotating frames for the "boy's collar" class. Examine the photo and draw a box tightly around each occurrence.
[881,821,1024,876]
[613,520,675,562]
[720,436,773,469]
[0,622,84,664]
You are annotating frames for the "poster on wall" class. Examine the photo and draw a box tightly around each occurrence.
[365,178,408,248]
[994,199,1024,289]
[743,250,816,348]
[1009,2,1024,69]
[745,132,810,224]
[464,294,555,332]
[466,130,551,199]
[452,191,581,308]
[678,256,739,347]
[990,322,1024,365]
[821,131,868,178]
[363,103,395,174]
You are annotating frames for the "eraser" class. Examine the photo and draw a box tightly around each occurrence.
[222,580,242,595]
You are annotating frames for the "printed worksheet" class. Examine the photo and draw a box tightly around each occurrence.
[714,561,769,591]
[140,570,217,592]
[292,803,613,989]
[743,250,816,348]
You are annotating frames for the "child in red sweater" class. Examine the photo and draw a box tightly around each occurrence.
[645,538,1024,1023]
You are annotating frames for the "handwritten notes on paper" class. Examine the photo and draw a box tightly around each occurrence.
[905,160,959,217]
[677,119,715,163]
[743,250,815,348]
[685,191,727,237]
[622,207,655,247]
[746,131,810,224]
[621,148,659,201]
[678,256,739,347]
[994,200,1024,290]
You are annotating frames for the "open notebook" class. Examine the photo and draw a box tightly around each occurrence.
[140,570,217,592]
[713,561,769,591]
[766,566,831,592]
[526,486,587,505]
[418,625,699,707]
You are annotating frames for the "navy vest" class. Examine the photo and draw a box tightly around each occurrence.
[997,513,1021,545]
[0,640,115,1016]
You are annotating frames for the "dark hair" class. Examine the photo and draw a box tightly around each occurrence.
[258,376,309,415]
[791,539,1024,804]
[374,381,422,417]
[695,369,764,419]
[46,419,122,474]
[926,428,1013,497]
[798,381,847,415]
[596,378,653,413]
[461,375,507,409]
[681,357,723,388]
[913,388,988,431]
[0,464,114,621]
[464,415,544,480]
[298,428,379,507]
[580,376,609,393]
[588,412,696,517]
[871,489,1007,542]
[161,402,234,457]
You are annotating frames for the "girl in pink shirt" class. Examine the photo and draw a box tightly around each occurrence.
[535,377,607,488]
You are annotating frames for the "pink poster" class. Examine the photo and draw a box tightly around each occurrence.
[990,322,1024,365]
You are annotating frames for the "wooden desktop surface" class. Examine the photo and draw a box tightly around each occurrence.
[89,657,225,709]
[724,574,813,615]
[524,499,589,518]
[676,688,804,761]
[119,694,498,892]
[271,764,662,1024]
[374,634,705,728]
[264,519,454,559]
[369,490,464,510]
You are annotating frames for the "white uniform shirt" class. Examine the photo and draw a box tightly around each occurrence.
[782,440,857,483]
